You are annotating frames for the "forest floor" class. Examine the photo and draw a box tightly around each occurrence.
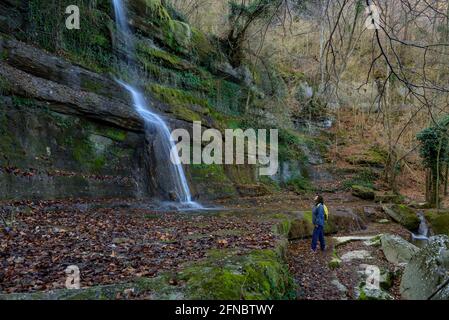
[0,198,280,294]
[0,190,412,299]
[286,194,411,300]
[221,189,412,300]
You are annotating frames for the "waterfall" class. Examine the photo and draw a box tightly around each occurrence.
[411,211,429,242]
[112,0,199,207]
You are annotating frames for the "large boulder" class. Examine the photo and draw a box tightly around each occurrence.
[351,185,375,200]
[425,210,449,236]
[287,208,366,240]
[380,234,419,265]
[382,205,420,231]
[362,206,384,221]
[400,235,449,300]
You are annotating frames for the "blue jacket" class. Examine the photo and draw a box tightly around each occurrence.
[312,204,325,227]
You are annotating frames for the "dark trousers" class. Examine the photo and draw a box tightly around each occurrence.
[311,225,325,251]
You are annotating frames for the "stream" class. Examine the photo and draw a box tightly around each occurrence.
[411,211,430,247]
[112,0,200,208]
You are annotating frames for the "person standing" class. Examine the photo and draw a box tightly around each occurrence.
[311,195,326,252]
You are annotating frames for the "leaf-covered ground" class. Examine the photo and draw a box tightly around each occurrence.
[1,191,418,300]
[0,199,279,293]
[288,219,411,300]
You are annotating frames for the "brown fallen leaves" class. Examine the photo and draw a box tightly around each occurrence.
[0,198,279,294]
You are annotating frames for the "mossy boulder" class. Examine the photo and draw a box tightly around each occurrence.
[351,185,375,200]
[380,234,419,265]
[382,205,420,231]
[286,213,313,239]
[178,249,296,300]
[356,283,393,300]
[285,208,366,240]
[425,210,449,236]
[400,235,449,300]
[0,248,296,300]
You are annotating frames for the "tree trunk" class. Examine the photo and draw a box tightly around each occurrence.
[445,163,448,196]
[436,137,444,209]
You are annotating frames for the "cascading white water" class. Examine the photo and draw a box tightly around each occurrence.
[112,0,199,207]
[412,211,429,241]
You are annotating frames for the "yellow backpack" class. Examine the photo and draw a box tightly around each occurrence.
[318,203,329,221]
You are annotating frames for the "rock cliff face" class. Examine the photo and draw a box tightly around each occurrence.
[0,0,265,202]
[0,36,149,200]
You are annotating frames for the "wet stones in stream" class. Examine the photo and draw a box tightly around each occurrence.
[288,230,403,300]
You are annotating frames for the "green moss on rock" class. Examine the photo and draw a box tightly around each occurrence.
[357,283,393,300]
[148,84,211,122]
[425,210,449,236]
[149,84,210,108]
[274,216,291,238]
[143,0,172,20]
[26,0,114,73]
[346,145,387,167]
[178,249,295,300]
[72,137,107,173]
[383,205,420,231]
[278,129,308,162]
[282,209,365,240]
[137,43,188,70]
[190,164,237,199]
[284,176,312,193]
[136,0,192,53]
[0,249,295,300]
[191,27,221,64]
[351,185,375,200]
[95,127,128,142]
